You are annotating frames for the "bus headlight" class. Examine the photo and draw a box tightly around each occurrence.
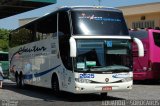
[75,78,91,83]
[122,77,132,82]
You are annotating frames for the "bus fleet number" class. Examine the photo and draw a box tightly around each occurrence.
[80,73,95,78]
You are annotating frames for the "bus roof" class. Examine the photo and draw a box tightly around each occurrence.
[59,6,121,12]
[12,6,122,32]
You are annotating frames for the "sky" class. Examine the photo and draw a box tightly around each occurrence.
[0,0,160,29]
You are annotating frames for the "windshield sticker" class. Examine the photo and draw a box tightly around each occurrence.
[86,61,96,67]
[79,13,121,22]
[77,62,85,69]
[112,74,130,78]
[80,73,95,78]
[105,41,112,47]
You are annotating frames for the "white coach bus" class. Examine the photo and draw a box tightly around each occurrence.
[9,6,144,97]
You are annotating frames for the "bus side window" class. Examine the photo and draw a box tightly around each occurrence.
[35,13,57,40]
[58,12,72,70]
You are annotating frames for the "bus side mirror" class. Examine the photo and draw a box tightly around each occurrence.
[69,37,77,57]
[133,37,144,57]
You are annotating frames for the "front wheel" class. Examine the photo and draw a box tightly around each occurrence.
[52,76,60,96]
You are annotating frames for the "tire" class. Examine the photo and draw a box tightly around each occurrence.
[15,72,19,88]
[52,75,60,96]
[101,93,108,100]
[19,71,24,88]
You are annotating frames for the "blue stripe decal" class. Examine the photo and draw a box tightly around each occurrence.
[24,64,61,80]
[24,74,33,79]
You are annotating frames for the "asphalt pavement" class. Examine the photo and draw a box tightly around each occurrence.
[0,79,160,106]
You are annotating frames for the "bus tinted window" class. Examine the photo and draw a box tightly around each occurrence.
[71,10,128,35]
[35,14,57,40]
[129,31,148,39]
[10,27,34,48]
[9,13,57,48]
[153,32,160,47]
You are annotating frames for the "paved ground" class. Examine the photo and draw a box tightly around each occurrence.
[0,79,160,106]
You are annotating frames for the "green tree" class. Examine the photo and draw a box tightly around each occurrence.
[0,28,11,51]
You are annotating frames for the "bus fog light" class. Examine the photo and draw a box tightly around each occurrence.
[127,85,132,89]
[75,78,91,83]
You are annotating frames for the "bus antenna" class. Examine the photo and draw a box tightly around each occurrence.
[97,0,102,6]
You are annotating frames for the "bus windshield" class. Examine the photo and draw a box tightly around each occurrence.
[71,10,128,35]
[75,39,132,72]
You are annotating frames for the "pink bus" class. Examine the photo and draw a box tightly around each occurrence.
[130,29,160,81]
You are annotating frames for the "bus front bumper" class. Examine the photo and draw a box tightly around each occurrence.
[73,81,132,94]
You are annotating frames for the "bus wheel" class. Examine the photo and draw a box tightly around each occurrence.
[52,76,60,96]
[19,71,24,88]
[101,93,108,100]
[15,71,19,88]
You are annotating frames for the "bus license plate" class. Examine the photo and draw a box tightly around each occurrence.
[102,86,112,91]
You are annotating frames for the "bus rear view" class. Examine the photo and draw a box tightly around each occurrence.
[130,29,160,81]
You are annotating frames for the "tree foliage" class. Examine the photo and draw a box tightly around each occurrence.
[10,28,35,47]
[0,28,11,51]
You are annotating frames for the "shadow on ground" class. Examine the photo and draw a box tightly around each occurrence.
[3,80,125,102]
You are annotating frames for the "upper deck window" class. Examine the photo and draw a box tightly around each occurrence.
[71,10,128,36]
